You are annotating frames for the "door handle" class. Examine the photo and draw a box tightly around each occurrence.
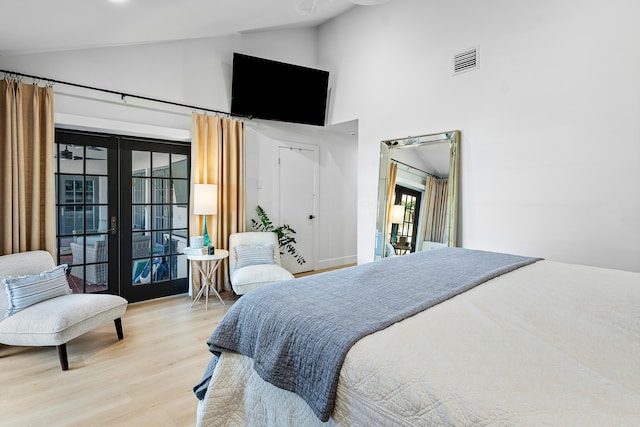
[308,215,315,220]
[109,216,117,235]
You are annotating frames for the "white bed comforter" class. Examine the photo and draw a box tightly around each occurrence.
[197,260,640,426]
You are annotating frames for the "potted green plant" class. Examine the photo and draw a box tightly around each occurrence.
[250,205,306,265]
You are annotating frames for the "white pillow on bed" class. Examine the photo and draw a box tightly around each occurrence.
[234,244,276,270]
[3,264,72,317]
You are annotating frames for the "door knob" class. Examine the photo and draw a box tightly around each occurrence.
[308,215,315,220]
[109,216,117,235]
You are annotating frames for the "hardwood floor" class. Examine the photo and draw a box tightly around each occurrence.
[0,291,240,427]
[0,265,352,426]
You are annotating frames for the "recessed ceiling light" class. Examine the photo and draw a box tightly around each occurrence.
[108,0,129,4]
[293,0,319,15]
[349,0,392,5]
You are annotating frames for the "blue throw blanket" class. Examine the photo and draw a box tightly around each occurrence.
[194,248,541,421]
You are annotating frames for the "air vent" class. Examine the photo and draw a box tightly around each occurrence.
[453,46,479,75]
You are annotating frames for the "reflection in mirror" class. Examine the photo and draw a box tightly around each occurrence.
[375,131,459,259]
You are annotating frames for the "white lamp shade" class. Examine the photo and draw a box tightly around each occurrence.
[193,184,217,215]
[391,204,405,224]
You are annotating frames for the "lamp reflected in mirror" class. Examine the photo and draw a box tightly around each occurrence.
[390,204,405,243]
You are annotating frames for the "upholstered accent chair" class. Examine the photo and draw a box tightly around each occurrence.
[131,234,152,259]
[385,242,397,257]
[228,232,294,295]
[70,234,152,285]
[0,250,128,370]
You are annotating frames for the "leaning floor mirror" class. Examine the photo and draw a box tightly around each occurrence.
[375,130,460,259]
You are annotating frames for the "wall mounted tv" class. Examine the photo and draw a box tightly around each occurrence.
[230,53,329,126]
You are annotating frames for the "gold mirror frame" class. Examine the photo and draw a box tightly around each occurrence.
[374,130,460,259]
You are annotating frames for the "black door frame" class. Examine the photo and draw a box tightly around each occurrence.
[55,129,119,295]
[119,136,190,302]
[55,128,190,302]
[394,185,422,253]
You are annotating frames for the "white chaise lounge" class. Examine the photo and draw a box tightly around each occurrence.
[0,250,128,370]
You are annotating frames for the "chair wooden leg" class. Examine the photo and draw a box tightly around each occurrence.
[57,344,69,371]
[114,318,124,340]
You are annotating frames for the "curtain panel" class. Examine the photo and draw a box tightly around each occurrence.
[189,113,245,294]
[0,79,55,256]
[385,162,398,241]
[419,176,449,245]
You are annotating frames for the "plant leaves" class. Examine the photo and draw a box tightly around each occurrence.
[251,205,306,265]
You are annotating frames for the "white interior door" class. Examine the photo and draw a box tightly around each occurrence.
[278,145,317,274]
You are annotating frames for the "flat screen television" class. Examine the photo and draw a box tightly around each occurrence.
[230,53,329,126]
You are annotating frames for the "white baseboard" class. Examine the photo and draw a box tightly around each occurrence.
[316,255,357,271]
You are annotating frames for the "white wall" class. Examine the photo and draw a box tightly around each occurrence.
[3,2,639,272]
[0,28,320,132]
[0,28,357,269]
[318,0,640,272]
[245,121,358,270]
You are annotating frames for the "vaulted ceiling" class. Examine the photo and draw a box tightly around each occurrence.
[0,0,361,55]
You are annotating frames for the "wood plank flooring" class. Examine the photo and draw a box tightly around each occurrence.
[0,265,353,426]
[0,291,240,427]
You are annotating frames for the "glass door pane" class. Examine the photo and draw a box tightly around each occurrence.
[121,138,189,302]
[55,131,117,294]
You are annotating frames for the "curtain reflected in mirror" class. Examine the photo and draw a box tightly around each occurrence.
[375,131,459,259]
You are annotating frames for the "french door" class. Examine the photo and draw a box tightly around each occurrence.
[55,130,118,295]
[121,138,190,302]
[55,129,190,302]
[393,185,422,253]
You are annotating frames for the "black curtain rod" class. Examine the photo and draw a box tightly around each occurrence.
[1,68,249,119]
[392,159,444,180]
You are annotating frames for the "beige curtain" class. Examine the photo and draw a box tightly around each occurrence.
[385,162,398,240]
[419,176,449,245]
[0,79,55,257]
[189,113,245,294]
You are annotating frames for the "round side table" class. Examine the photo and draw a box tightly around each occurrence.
[186,249,229,310]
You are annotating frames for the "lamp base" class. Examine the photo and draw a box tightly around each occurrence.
[203,215,210,247]
[390,223,399,243]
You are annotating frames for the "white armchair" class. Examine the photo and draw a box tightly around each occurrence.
[385,242,397,257]
[0,250,127,370]
[229,232,294,295]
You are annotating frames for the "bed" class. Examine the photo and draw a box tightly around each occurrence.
[194,248,640,426]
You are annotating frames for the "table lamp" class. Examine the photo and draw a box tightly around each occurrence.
[193,184,217,248]
[390,204,405,243]
[391,204,405,224]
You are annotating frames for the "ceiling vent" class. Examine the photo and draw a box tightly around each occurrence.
[453,46,479,75]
